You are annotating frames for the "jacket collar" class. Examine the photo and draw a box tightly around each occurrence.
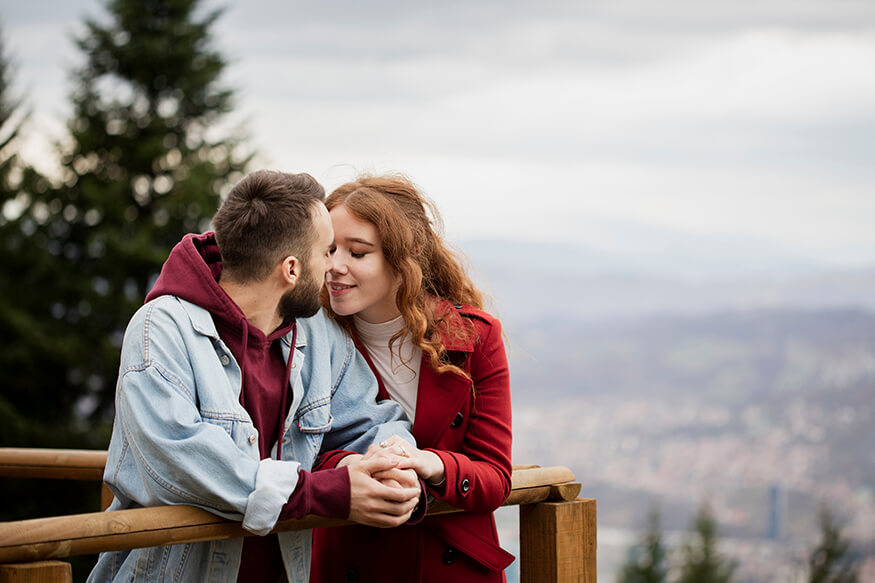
[179,298,306,349]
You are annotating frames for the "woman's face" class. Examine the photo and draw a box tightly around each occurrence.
[326,204,401,323]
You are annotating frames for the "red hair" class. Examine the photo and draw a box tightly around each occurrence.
[322,175,484,377]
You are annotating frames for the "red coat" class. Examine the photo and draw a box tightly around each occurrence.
[310,303,514,582]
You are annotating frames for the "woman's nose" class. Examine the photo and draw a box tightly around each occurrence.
[330,253,347,274]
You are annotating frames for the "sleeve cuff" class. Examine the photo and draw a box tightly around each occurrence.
[242,458,301,536]
[278,466,351,521]
[406,477,429,526]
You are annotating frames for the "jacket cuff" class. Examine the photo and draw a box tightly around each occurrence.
[278,466,351,521]
[242,458,301,535]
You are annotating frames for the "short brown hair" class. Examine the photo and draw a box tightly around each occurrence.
[212,170,325,282]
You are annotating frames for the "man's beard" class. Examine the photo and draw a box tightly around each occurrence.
[278,265,323,321]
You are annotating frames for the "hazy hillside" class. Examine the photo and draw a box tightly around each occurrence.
[462,238,875,324]
[461,239,875,580]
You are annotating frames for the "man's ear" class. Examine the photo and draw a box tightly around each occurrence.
[281,256,299,286]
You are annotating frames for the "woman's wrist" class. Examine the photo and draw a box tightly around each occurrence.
[422,450,446,485]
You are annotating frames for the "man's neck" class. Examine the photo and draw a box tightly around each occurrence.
[218,278,282,335]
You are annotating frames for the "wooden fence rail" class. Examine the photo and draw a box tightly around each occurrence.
[0,448,596,582]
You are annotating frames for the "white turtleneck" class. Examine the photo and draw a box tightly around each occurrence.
[353,315,422,422]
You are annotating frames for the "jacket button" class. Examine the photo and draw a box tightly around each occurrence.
[345,567,359,581]
[220,354,230,366]
[450,412,464,428]
[460,478,470,493]
[442,547,457,565]
[248,435,257,445]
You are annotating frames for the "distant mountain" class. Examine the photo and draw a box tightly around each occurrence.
[507,307,875,402]
[458,238,875,325]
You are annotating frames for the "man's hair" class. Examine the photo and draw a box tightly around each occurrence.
[212,170,326,282]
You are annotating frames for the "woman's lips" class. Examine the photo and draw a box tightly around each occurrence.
[327,281,355,296]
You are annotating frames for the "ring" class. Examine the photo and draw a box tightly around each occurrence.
[379,440,389,448]
[399,445,408,457]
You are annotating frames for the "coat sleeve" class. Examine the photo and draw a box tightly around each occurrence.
[428,315,513,512]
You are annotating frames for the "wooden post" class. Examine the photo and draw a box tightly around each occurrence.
[519,498,596,583]
[0,561,71,583]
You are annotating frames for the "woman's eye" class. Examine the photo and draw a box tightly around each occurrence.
[351,252,366,259]
[329,247,337,255]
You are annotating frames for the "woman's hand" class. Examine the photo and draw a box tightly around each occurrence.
[365,435,446,485]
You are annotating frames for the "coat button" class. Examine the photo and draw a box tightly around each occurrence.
[450,412,464,428]
[460,478,470,493]
[220,354,230,366]
[442,547,457,565]
[248,435,257,445]
[345,567,359,581]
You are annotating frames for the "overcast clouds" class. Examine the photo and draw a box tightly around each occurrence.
[4,0,875,272]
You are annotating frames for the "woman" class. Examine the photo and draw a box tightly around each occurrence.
[310,175,513,582]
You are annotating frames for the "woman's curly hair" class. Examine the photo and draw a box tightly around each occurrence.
[321,174,484,378]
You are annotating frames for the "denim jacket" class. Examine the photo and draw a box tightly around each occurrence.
[88,297,412,582]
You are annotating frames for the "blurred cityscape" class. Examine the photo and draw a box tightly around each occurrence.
[466,240,875,582]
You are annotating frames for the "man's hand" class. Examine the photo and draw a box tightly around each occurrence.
[347,455,421,527]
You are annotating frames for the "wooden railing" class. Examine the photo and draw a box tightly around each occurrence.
[0,449,596,582]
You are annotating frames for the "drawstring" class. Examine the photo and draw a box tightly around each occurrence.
[237,319,250,407]
[276,322,297,461]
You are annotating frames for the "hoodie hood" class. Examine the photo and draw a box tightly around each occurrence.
[146,232,241,321]
[146,231,295,345]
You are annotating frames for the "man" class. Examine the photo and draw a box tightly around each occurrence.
[88,170,420,582]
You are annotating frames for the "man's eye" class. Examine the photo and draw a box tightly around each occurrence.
[329,247,337,255]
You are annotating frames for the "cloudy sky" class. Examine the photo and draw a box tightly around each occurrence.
[3,0,875,274]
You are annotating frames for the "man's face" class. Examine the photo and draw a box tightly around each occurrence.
[278,203,334,321]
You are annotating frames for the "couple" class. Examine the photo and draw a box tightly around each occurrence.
[89,170,513,583]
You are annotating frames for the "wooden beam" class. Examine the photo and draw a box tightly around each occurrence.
[519,498,597,583]
[0,468,580,565]
[0,561,71,583]
[0,450,106,482]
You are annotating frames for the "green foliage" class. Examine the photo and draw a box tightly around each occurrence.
[808,505,860,583]
[617,507,668,583]
[0,19,59,447]
[0,0,250,448]
[676,504,736,583]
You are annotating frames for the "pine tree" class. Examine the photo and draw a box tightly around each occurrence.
[676,503,736,583]
[0,19,56,445]
[0,0,251,444]
[617,507,668,583]
[808,505,859,583]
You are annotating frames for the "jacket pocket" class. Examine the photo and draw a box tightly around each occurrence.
[296,399,334,433]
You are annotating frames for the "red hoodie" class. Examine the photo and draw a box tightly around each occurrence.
[146,232,349,582]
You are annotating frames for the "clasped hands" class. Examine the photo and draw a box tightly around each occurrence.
[340,435,445,528]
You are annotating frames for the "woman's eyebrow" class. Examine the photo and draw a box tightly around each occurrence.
[345,237,376,247]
